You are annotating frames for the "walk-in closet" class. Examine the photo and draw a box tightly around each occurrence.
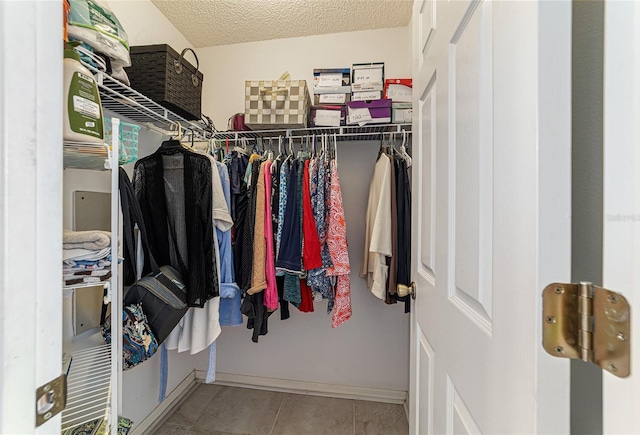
[58,1,414,433]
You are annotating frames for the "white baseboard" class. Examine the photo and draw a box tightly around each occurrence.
[196,371,407,405]
[130,371,198,435]
[404,400,409,421]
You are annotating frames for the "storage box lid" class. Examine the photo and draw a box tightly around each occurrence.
[130,44,202,78]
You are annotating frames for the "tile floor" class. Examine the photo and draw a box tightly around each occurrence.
[154,384,409,435]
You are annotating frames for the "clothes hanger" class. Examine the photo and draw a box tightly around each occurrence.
[400,130,412,168]
[296,137,304,160]
[333,132,338,167]
[161,122,184,150]
[324,134,329,163]
[271,137,283,174]
[233,137,250,156]
[285,136,294,162]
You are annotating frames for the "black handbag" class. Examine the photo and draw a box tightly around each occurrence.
[118,168,188,344]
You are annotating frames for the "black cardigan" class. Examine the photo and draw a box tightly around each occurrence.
[133,140,218,307]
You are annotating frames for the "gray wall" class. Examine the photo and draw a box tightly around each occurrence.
[571,1,604,433]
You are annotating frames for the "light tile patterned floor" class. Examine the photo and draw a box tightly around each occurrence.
[154,384,408,435]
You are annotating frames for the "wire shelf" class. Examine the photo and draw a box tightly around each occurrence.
[61,344,112,432]
[63,280,110,292]
[82,62,211,141]
[211,123,412,142]
[63,141,111,171]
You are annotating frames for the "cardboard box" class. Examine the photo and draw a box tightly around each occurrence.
[313,68,351,89]
[244,80,311,129]
[392,103,412,123]
[310,105,346,127]
[313,93,351,105]
[384,79,413,102]
[346,99,392,125]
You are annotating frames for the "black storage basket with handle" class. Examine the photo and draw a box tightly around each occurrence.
[126,44,203,120]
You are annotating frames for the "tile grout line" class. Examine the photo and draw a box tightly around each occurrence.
[269,394,286,435]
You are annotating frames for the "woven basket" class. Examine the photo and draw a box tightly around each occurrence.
[126,44,203,120]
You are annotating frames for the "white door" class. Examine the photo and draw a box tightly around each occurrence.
[409,1,572,433]
[602,1,640,433]
[0,0,64,433]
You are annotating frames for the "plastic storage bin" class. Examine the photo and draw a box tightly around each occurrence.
[104,118,140,165]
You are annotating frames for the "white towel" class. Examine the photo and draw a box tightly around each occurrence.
[62,247,111,262]
[63,229,111,250]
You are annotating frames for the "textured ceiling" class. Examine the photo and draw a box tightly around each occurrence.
[150,0,413,48]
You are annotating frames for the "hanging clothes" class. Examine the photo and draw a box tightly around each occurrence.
[239,157,261,292]
[386,149,399,305]
[302,159,322,271]
[394,157,412,313]
[277,159,303,273]
[165,150,231,355]
[229,151,250,286]
[263,161,279,311]
[133,139,218,307]
[240,156,270,342]
[307,157,332,305]
[326,159,352,327]
[248,161,267,295]
[360,152,393,300]
[271,158,290,320]
[215,160,242,326]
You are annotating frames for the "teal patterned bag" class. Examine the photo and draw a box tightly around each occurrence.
[102,302,158,370]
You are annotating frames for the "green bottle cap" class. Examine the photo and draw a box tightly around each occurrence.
[64,41,82,61]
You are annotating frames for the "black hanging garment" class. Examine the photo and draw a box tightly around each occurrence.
[228,152,250,286]
[133,139,218,308]
[239,158,271,342]
[395,158,412,313]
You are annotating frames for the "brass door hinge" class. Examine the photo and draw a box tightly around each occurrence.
[35,374,67,426]
[542,282,630,377]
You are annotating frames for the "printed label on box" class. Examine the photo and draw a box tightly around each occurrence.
[393,108,413,123]
[349,107,373,125]
[319,94,347,104]
[351,82,384,92]
[386,84,413,102]
[315,109,342,127]
[316,73,343,87]
[352,91,382,101]
[353,67,383,84]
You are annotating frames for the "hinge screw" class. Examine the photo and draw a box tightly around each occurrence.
[608,295,618,304]
[44,412,52,420]
[555,346,564,354]
[609,363,618,373]
[554,287,564,294]
[43,385,50,392]
[617,332,626,341]
[546,316,556,324]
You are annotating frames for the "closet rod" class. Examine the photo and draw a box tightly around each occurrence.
[212,129,412,143]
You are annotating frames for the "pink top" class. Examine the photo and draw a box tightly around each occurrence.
[326,160,352,327]
[263,161,279,311]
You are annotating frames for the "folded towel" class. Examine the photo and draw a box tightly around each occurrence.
[63,229,111,251]
[62,261,111,273]
[63,247,111,262]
